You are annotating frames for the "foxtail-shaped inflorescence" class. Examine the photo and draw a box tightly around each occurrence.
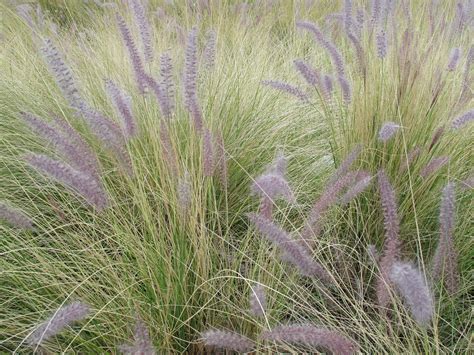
[378,122,400,142]
[376,170,402,313]
[203,29,217,69]
[261,80,309,102]
[294,59,321,88]
[432,182,460,295]
[25,153,109,211]
[376,29,387,59]
[248,213,332,282]
[389,261,434,327]
[261,324,359,355]
[399,146,421,173]
[447,47,461,71]
[451,109,474,129]
[201,329,254,353]
[339,173,373,205]
[420,156,449,178]
[159,51,175,117]
[177,171,192,216]
[119,317,156,355]
[105,80,137,138]
[0,202,33,230]
[202,128,215,177]
[25,301,90,346]
[129,0,153,63]
[249,284,266,318]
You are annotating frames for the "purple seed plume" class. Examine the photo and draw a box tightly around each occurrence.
[201,329,254,353]
[399,146,421,173]
[378,122,400,142]
[202,128,215,177]
[248,213,332,282]
[322,74,334,98]
[177,171,192,215]
[203,29,217,69]
[338,75,352,104]
[184,27,203,132]
[262,80,309,102]
[451,109,474,129]
[116,14,147,94]
[376,170,401,312]
[119,317,156,355]
[261,325,358,355]
[249,284,266,317]
[447,47,461,71]
[105,80,137,138]
[339,174,373,205]
[376,29,387,59]
[25,301,90,346]
[390,261,434,327]
[294,59,321,87]
[432,182,460,294]
[159,51,175,117]
[0,202,33,230]
[130,0,153,63]
[25,153,108,210]
[420,156,449,178]
[329,145,362,185]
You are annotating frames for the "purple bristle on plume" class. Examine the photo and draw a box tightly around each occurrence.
[390,261,434,327]
[344,0,353,33]
[105,80,137,138]
[119,316,156,355]
[432,183,460,295]
[159,51,175,117]
[203,128,215,177]
[262,80,309,102]
[451,109,474,129]
[428,126,445,152]
[294,59,321,87]
[338,75,352,104]
[0,202,33,230]
[201,329,254,353]
[251,173,296,203]
[328,144,362,186]
[261,325,359,355]
[249,284,266,317]
[376,29,387,59]
[399,146,421,173]
[322,74,333,98]
[376,170,402,313]
[177,171,192,215]
[339,174,373,205]
[248,213,332,282]
[296,21,346,77]
[371,0,382,26]
[184,27,203,133]
[40,38,83,109]
[25,301,90,346]
[203,29,217,69]
[116,14,147,94]
[346,30,366,78]
[144,74,173,119]
[378,122,400,142]
[447,47,461,71]
[25,153,108,211]
[420,156,449,178]
[130,0,153,63]
[21,112,100,181]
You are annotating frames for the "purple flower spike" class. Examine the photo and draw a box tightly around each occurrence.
[338,75,352,104]
[390,261,434,327]
[376,29,387,59]
[294,59,321,87]
[0,202,33,230]
[203,29,217,69]
[105,80,137,138]
[261,325,358,355]
[203,128,215,177]
[119,316,156,355]
[451,109,474,129]
[447,47,461,71]
[378,122,400,142]
[249,284,266,317]
[262,80,309,102]
[201,329,254,353]
[130,0,153,63]
[184,27,203,133]
[420,156,449,178]
[26,301,90,346]
[159,52,175,117]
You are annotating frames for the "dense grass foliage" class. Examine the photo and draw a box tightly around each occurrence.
[0,0,472,353]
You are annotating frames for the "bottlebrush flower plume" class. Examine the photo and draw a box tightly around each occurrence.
[451,109,474,129]
[144,74,173,119]
[337,75,352,104]
[40,38,83,109]
[399,146,421,173]
[428,126,445,152]
[25,153,108,211]
[130,0,153,63]
[378,122,400,142]
[389,261,434,327]
[432,183,460,294]
[262,80,309,102]
[105,80,137,138]
[201,329,254,353]
[203,29,217,69]
[25,301,90,346]
[294,59,321,87]
[296,21,346,77]
[447,47,461,71]
[116,14,147,94]
[249,284,266,317]
[177,171,192,215]
[420,156,449,178]
[248,213,332,282]
[376,29,387,59]
[159,52,175,117]
[339,174,373,205]
[261,324,358,355]
[329,144,362,185]
[376,170,401,311]
[0,202,33,229]
[202,128,215,177]
[119,317,156,355]
[251,173,296,203]
[21,112,100,181]
[322,74,333,98]
[184,27,203,132]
